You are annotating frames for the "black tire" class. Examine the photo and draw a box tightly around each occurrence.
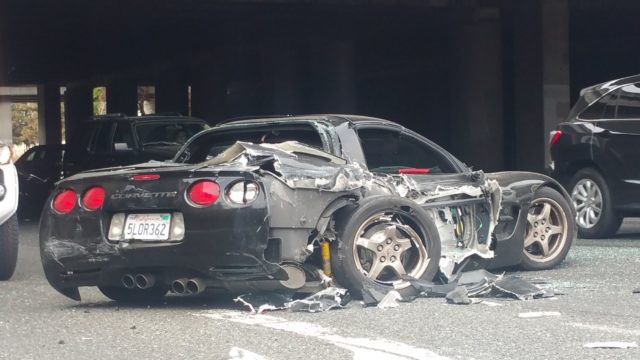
[520,187,574,271]
[330,196,441,298]
[569,168,622,238]
[98,285,168,303]
[0,214,19,281]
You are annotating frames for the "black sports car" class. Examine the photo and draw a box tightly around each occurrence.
[40,115,576,302]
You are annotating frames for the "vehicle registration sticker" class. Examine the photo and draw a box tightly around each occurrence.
[124,213,171,240]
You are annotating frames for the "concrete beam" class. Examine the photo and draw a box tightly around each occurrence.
[155,72,189,115]
[64,85,93,144]
[37,84,62,144]
[106,78,138,115]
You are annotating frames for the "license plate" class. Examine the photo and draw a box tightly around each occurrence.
[124,213,171,240]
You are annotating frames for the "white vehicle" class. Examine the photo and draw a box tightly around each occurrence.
[0,142,19,280]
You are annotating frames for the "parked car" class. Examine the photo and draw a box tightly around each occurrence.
[40,115,575,302]
[0,142,19,280]
[15,144,65,218]
[549,74,640,238]
[17,114,208,218]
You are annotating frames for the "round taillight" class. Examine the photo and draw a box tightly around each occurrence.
[82,186,106,211]
[52,189,77,214]
[187,180,220,206]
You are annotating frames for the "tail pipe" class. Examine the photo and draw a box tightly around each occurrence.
[186,278,207,295]
[121,274,136,289]
[171,278,189,294]
[135,273,156,289]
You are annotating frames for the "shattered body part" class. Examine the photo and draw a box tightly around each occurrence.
[235,287,350,314]
[39,114,575,302]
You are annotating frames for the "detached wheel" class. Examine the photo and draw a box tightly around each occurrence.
[570,168,622,238]
[330,196,441,298]
[520,187,574,270]
[0,214,19,281]
[98,285,168,303]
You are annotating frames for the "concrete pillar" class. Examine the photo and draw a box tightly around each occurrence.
[106,78,138,115]
[64,85,93,144]
[37,84,62,144]
[259,41,303,114]
[155,73,189,115]
[310,41,356,113]
[502,0,569,171]
[0,100,11,144]
[542,0,570,165]
[191,58,229,123]
[449,7,504,172]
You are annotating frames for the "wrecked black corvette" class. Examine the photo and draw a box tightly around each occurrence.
[40,115,576,302]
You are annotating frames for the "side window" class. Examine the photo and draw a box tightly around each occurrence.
[615,83,640,119]
[93,123,114,154]
[357,128,455,174]
[113,122,135,150]
[580,89,618,120]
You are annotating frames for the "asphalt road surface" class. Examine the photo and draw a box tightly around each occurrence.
[2,219,640,360]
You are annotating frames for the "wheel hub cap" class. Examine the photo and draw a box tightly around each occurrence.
[571,179,603,229]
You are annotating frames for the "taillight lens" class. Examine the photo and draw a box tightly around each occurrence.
[550,130,563,145]
[82,186,106,211]
[187,180,220,206]
[52,189,77,214]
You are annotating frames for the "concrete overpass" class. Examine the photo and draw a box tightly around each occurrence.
[1,0,639,171]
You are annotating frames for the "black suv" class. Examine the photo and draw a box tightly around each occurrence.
[18,114,208,217]
[549,75,640,238]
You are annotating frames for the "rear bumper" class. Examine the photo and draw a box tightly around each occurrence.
[39,201,289,299]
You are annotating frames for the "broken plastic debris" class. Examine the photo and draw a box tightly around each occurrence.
[583,342,638,349]
[376,290,402,309]
[405,270,554,304]
[632,288,640,294]
[235,287,350,314]
[361,285,391,307]
[234,293,290,314]
[286,287,350,313]
[517,311,561,318]
[445,286,471,305]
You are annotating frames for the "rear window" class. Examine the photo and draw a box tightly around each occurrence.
[175,123,324,164]
[136,122,207,146]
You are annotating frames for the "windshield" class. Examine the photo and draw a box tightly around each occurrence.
[174,123,326,164]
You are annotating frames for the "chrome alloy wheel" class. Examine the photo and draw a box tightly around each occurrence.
[524,197,569,262]
[352,212,429,287]
[571,179,603,229]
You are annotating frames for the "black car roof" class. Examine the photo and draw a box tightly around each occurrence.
[216,114,402,128]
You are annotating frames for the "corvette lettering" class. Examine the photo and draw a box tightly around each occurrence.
[110,191,177,199]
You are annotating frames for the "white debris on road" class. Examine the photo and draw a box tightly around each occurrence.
[517,311,561,318]
[583,342,638,349]
[229,347,268,360]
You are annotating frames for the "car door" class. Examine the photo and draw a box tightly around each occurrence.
[591,83,640,208]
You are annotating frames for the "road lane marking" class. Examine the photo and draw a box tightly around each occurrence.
[567,322,640,336]
[195,311,449,360]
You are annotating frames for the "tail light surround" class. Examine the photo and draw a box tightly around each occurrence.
[550,130,563,145]
[186,180,220,207]
[82,186,106,211]
[52,189,77,214]
[226,181,260,206]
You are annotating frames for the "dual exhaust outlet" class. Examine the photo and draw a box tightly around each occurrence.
[121,273,206,295]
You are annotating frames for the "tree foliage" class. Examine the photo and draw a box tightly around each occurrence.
[11,102,39,146]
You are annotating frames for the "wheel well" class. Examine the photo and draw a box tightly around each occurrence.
[564,160,602,184]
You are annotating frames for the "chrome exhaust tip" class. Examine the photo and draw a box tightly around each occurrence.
[121,274,136,289]
[186,278,206,295]
[171,278,189,294]
[135,273,156,289]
